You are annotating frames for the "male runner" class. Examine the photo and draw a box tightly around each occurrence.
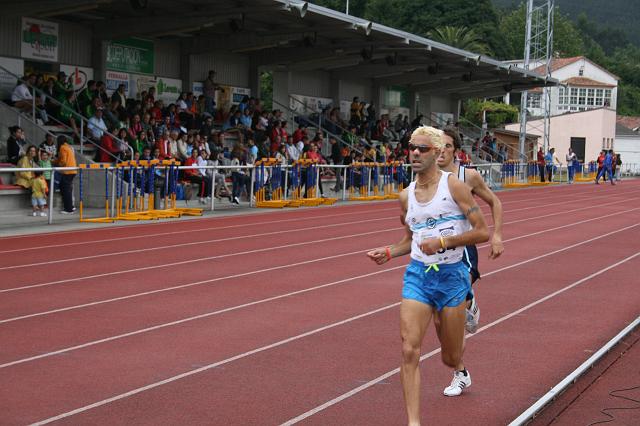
[367,126,489,426]
[436,127,504,396]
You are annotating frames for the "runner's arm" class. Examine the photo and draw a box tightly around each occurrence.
[367,189,412,264]
[467,169,504,259]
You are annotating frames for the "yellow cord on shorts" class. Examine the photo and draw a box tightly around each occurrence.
[425,264,440,273]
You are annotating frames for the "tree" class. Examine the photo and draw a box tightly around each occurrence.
[499,4,584,59]
[428,26,491,55]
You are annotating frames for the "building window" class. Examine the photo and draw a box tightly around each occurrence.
[604,89,612,107]
[563,86,613,111]
[527,93,541,108]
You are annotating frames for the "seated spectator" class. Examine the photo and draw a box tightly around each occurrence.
[38,149,52,180]
[206,150,232,200]
[98,128,121,163]
[7,125,27,164]
[39,133,57,159]
[58,91,80,139]
[230,151,251,204]
[11,74,48,123]
[87,108,108,141]
[15,145,38,188]
[184,149,211,203]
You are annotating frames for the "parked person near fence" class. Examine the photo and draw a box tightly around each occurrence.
[545,148,558,182]
[230,152,251,204]
[184,149,211,204]
[54,136,77,214]
[367,126,489,425]
[615,154,622,182]
[330,136,343,192]
[15,145,38,189]
[30,170,48,217]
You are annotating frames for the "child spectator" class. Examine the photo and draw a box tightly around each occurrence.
[38,150,52,180]
[31,170,48,217]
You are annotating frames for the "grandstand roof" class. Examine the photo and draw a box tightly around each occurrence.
[7,0,557,98]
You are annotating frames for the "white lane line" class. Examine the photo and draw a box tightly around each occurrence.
[0,206,400,254]
[0,216,398,270]
[0,228,401,295]
[4,220,638,371]
[0,266,406,369]
[0,190,638,286]
[28,248,640,426]
[2,183,625,253]
[2,202,638,326]
[5,188,620,269]
[280,251,640,425]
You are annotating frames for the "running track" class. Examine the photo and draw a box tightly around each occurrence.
[0,181,639,425]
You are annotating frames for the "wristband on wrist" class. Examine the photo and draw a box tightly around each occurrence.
[385,246,392,260]
[439,236,446,249]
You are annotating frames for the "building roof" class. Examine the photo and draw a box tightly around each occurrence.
[617,116,640,131]
[562,77,616,88]
[1,0,557,99]
[532,56,620,80]
[492,128,540,140]
[616,123,640,137]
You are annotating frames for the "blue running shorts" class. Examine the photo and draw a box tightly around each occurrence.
[402,259,471,311]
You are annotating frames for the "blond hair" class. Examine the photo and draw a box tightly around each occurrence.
[410,125,444,149]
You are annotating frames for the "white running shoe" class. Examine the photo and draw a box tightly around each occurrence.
[443,370,471,397]
[465,297,480,334]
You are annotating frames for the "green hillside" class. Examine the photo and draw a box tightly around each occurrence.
[493,0,640,46]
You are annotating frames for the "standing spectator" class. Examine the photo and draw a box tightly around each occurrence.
[54,136,77,213]
[566,147,577,183]
[7,126,26,164]
[111,84,127,110]
[15,145,38,189]
[615,153,622,182]
[596,151,605,181]
[544,147,558,182]
[537,147,545,182]
[30,170,48,217]
[203,70,223,116]
[330,136,344,192]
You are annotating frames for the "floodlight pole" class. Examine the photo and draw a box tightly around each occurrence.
[519,0,534,158]
[345,0,349,15]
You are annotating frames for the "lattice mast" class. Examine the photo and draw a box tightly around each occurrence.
[519,0,554,157]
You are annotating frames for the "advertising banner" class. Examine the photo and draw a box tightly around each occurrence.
[59,64,94,91]
[105,70,130,97]
[155,77,182,104]
[106,38,154,75]
[21,17,59,62]
[290,94,333,115]
[128,74,156,99]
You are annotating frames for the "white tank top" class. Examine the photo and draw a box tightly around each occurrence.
[406,171,471,265]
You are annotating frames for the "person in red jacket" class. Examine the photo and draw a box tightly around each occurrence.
[98,131,121,163]
[536,147,545,182]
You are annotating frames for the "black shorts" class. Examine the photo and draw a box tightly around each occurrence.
[462,245,481,285]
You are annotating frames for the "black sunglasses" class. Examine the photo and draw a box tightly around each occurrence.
[408,143,435,153]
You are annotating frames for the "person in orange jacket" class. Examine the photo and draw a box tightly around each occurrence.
[54,136,77,214]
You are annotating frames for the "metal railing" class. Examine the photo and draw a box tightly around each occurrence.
[0,64,133,162]
[275,96,368,155]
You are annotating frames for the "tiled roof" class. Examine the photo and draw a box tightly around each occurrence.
[562,77,616,87]
[532,56,582,75]
[616,116,640,130]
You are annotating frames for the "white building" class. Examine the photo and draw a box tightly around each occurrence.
[615,118,640,174]
[505,56,619,117]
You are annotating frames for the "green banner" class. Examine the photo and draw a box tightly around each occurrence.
[385,85,410,108]
[106,38,154,75]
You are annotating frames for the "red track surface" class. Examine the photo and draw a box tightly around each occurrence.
[1,181,639,425]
